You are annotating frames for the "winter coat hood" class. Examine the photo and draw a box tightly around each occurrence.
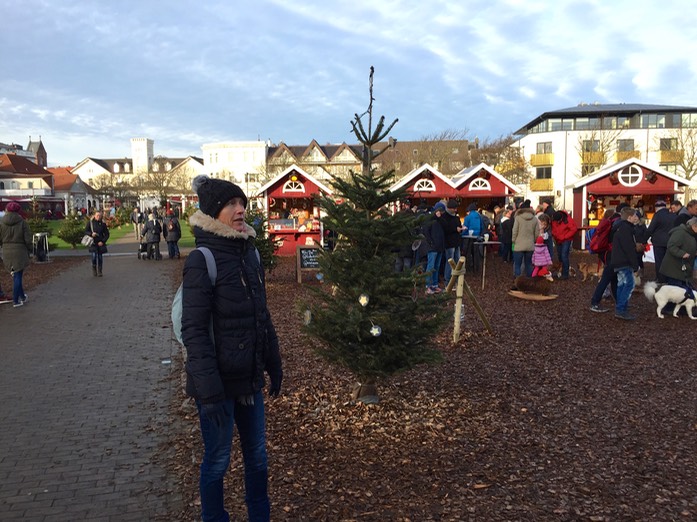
[1,211,22,226]
[189,210,256,240]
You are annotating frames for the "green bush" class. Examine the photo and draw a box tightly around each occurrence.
[57,214,87,248]
[27,217,50,235]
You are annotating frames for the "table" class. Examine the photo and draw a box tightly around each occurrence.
[474,241,501,290]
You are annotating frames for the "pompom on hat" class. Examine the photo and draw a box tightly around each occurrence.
[535,236,545,245]
[5,201,21,213]
[192,175,247,217]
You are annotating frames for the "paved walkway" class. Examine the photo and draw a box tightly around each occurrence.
[0,237,191,521]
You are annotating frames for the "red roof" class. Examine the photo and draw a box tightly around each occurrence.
[47,167,77,191]
[0,153,53,186]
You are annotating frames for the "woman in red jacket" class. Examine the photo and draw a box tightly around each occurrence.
[551,210,578,279]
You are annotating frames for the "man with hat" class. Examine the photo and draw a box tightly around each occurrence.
[181,175,283,521]
[645,199,676,282]
[439,199,463,285]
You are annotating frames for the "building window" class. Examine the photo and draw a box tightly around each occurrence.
[413,179,435,192]
[618,165,642,187]
[0,182,4,189]
[660,138,678,151]
[660,164,678,174]
[125,163,130,172]
[113,163,120,173]
[165,162,172,171]
[412,149,418,156]
[641,113,666,129]
[536,167,552,179]
[581,165,598,176]
[583,140,600,152]
[617,139,635,152]
[395,162,401,170]
[245,172,260,183]
[153,163,159,172]
[469,178,491,191]
[536,142,552,154]
[28,181,34,189]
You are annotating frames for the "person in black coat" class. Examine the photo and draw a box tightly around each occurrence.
[85,210,109,277]
[645,200,675,282]
[181,175,282,522]
[423,202,446,293]
[141,213,163,260]
[499,206,514,262]
[163,209,182,259]
[439,199,463,285]
[610,206,640,320]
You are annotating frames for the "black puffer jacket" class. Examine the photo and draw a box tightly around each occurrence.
[182,211,282,403]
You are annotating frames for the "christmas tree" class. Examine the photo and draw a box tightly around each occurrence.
[303,67,449,401]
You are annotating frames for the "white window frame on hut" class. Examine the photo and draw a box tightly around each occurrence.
[618,165,642,187]
[469,178,491,191]
[282,180,305,193]
[413,179,435,192]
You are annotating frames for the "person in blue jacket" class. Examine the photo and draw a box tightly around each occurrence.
[181,175,283,522]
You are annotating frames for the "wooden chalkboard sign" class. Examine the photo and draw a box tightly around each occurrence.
[296,245,321,283]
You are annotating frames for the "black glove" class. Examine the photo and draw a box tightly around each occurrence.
[268,370,283,397]
[201,401,230,428]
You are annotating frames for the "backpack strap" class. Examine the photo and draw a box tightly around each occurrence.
[197,246,217,286]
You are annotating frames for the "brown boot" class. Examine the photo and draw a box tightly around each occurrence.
[97,266,103,277]
[92,265,97,277]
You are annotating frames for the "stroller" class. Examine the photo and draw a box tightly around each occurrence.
[138,240,148,260]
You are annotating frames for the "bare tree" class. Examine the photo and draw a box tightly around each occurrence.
[139,156,192,204]
[472,135,531,186]
[654,128,697,199]
[575,128,624,176]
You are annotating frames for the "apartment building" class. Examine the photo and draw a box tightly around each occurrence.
[512,103,697,209]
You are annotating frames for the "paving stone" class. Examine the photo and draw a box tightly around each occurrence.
[0,237,188,520]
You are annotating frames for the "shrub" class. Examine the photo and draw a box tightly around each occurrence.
[57,214,88,248]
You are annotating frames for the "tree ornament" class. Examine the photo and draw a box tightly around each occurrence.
[370,324,382,337]
[303,309,312,325]
[316,272,324,282]
[358,294,370,307]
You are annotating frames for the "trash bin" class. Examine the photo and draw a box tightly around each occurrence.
[33,232,49,263]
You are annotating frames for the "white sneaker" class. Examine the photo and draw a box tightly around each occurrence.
[21,294,28,303]
[13,301,23,308]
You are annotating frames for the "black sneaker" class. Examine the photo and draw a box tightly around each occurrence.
[590,304,609,313]
[614,311,636,321]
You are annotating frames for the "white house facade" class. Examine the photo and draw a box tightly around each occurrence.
[512,103,697,210]
[202,140,270,196]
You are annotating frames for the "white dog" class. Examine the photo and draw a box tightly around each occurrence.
[643,281,697,319]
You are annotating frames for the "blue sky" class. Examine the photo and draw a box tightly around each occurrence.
[2,0,696,166]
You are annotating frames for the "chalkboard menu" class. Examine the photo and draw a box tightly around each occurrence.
[296,246,321,283]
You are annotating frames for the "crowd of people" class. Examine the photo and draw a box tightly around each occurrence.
[396,196,697,322]
[131,207,182,261]
[589,199,697,320]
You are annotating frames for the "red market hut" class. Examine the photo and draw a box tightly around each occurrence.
[256,165,332,256]
[451,163,520,214]
[389,164,458,208]
[571,158,689,226]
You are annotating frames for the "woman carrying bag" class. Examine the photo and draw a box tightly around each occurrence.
[86,210,110,277]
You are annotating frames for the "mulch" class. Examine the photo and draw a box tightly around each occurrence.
[23,252,697,520]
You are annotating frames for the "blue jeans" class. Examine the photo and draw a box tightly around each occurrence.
[426,251,443,288]
[615,267,635,314]
[91,250,103,268]
[512,251,533,277]
[167,241,180,258]
[197,392,269,522]
[556,240,572,278]
[590,261,617,306]
[12,269,25,305]
[444,246,460,284]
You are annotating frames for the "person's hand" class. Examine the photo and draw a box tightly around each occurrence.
[201,401,230,428]
[268,370,283,397]
[98,242,104,247]
[683,253,690,259]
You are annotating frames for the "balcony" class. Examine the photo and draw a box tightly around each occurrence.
[581,152,605,165]
[615,150,641,162]
[530,153,554,166]
[660,150,683,164]
[530,178,554,192]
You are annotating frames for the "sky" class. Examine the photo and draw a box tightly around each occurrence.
[2,0,697,167]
